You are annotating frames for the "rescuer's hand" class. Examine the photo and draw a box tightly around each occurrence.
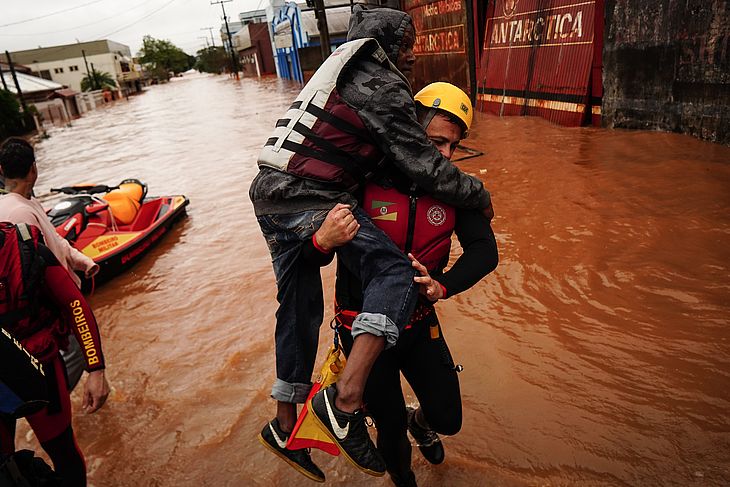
[82,369,110,414]
[409,253,445,302]
[482,201,494,221]
[314,203,360,252]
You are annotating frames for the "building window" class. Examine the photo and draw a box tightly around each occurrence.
[54,67,64,74]
[69,65,79,71]
[39,70,52,80]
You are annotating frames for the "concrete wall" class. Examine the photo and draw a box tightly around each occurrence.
[602,0,729,145]
[35,99,71,127]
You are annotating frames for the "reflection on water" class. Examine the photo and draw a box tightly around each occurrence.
[16,73,730,486]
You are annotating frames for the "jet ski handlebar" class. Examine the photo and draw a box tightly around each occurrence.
[50,184,119,195]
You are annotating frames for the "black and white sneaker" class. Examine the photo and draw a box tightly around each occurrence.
[309,384,386,476]
[407,407,444,465]
[258,418,325,483]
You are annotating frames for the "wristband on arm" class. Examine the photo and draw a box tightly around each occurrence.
[312,233,332,254]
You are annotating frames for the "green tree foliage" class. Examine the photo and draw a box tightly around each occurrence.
[80,68,117,91]
[139,36,194,81]
[195,46,229,74]
[0,89,27,140]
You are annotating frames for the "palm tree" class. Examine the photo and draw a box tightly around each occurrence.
[80,68,117,92]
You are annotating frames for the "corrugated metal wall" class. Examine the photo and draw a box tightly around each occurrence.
[403,0,473,96]
[476,0,604,126]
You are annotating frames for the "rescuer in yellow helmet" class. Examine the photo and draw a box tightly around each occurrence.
[301,81,498,487]
[414,81,473,139]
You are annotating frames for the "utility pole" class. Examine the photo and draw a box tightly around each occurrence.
[0,61,8,91]
[312,0,331,63]
[198,36,210,49]
[4,51,29,127]
[202,27,216,47]
[90,62,98,89]
[211,0,239,80]
[81,49,96,90]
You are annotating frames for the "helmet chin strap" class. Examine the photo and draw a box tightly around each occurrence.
[420,107,438,130]
[416,96,442,130]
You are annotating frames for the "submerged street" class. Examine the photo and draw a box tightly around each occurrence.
[18,73,730,486]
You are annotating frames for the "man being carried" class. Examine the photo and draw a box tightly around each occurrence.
[251,6,492,482]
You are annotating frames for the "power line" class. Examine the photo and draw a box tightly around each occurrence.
[148,29,210,39]
[5,0,213,60]
[0,0,150,37]
[1,0,184,59]
[201,27,216,47]
[0,0,109,28]
[95,0,183,39]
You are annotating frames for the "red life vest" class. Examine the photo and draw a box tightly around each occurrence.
[258,39,402,191]
[363,183,456,272]
[0,223,61,360]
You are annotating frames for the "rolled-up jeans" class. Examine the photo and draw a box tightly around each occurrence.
[257,206,417,404]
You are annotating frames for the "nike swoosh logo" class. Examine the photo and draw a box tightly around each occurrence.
[269,423,288,449]
[324,390,349,440]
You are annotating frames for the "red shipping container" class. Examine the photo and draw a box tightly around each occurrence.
[476,0,603,126]
[403,0,473,96]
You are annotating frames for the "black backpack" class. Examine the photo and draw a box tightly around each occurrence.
[0,223,48,419]
[0,223,47,336]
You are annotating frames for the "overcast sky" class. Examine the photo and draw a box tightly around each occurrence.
[0,0,266,56]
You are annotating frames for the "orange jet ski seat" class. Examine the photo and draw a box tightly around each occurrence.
[102,179,147,225]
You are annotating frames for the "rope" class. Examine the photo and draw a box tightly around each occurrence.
[329,313,341,350]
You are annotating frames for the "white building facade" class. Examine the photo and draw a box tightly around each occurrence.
[3,40,142,95]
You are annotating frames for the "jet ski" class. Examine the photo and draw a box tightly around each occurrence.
[47,178,189,291]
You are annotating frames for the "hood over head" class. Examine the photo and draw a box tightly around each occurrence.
[347,5,413,65]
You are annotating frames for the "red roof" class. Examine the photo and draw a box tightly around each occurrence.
[54,88,79,98]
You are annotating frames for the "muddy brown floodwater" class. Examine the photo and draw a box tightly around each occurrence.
[15,72,730,486]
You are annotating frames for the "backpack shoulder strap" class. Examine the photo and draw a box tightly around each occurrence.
[0,226,31,327]
[16,222,33,243]
[15,224,46,302]
[0,224,49,332]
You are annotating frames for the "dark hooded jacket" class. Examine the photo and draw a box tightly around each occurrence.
[346,4,411,63]
[249,6,490,215]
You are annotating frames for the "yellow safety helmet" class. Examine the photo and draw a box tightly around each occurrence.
[414,82,473,137]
